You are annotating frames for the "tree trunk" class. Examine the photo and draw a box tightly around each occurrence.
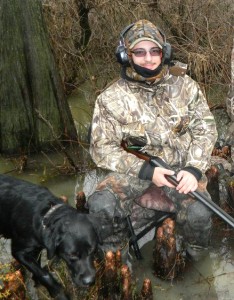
[0,0,77,154]
[226,38,234,121]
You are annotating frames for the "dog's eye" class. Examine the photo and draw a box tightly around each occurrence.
[69,253,80,260]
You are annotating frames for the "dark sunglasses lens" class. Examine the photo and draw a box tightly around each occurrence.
[132,50,146,57]
[150,48,161,56]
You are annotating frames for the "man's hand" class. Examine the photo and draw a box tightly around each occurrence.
[152,167,175,188]
[176,170,198,194]
[152,167,198,194]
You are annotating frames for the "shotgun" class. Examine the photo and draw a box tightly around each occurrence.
[123,143,234,229]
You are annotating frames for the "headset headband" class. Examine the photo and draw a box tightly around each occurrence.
[119,23,135,41]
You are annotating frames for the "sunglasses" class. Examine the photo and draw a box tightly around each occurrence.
[131,47,162,57]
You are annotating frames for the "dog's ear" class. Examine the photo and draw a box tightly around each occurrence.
[44,223,66,260]
[45,234,61,260]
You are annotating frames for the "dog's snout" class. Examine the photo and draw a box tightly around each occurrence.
[82,275,95,286]
[73,270,96,287]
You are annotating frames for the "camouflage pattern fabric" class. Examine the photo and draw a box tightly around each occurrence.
[124,19,169,82]
[125,19,164,50]
[89,21,217,253]
[87,172,212,249]
[90,62,218,175]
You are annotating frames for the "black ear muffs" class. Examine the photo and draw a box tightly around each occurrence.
[115,44,130,66]
[157,29,173,65]
[163,42,173,65]
[115,23,173,66]
[115,23,135,66]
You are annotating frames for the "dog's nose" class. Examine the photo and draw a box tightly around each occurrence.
[82,275,95,286]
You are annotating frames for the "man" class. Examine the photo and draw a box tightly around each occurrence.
[87,19,218,261]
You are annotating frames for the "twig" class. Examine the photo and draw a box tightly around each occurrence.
[35,109,79,172]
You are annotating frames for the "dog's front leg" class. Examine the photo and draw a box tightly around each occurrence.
[12,249,70,300]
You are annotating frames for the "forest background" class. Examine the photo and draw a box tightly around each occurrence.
[0,0,233,168]
[43,0,233,103]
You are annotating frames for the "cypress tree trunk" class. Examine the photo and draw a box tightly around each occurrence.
[226,38,234,121]
[0,0,77,154]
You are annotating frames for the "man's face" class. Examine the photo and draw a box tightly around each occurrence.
[130,40,162,70]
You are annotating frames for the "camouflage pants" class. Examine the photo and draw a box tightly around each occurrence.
[86,170,212,251]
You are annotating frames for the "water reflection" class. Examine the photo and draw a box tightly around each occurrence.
[133,226,234,300]
[0,153,79,204]
[1,153,234,300]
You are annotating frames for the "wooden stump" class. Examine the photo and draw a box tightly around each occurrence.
[228,179,234,209]
[0,261,25,300]
[140,278,153,300]
[75,191,89,213]
[153,218,186,280]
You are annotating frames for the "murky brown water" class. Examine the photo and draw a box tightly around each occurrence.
[1,152,234,300]
[1,70,233,299]
[132,229,234,300]
[0,153,78,202]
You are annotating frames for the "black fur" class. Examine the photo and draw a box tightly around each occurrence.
[0,174,112,300]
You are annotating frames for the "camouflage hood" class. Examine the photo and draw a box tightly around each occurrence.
[125,20,164,50]
[123,20,167,83]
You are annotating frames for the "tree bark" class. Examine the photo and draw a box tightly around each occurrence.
[226,38,234,121]
[0,0,77,154]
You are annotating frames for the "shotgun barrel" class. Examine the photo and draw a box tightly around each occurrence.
[149,156,234,229]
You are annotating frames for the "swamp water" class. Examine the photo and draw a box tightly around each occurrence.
[0,153,234,300]
[0,89,234,299]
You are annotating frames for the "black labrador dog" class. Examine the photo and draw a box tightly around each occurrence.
[0,174,113,300]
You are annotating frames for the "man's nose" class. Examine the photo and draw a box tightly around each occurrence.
[144,51,152,61]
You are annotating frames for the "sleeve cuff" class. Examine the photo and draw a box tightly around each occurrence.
[138,161,155,181]
[182,166,202,181]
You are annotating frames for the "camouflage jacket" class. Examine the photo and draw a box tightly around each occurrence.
[90,62,218,177]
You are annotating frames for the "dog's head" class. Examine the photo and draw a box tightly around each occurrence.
[44,212,113,287]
